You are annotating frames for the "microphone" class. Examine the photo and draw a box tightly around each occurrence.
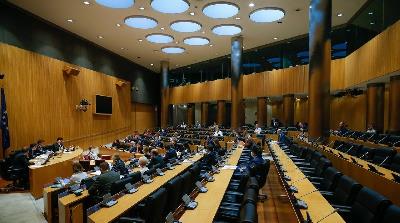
[360,151,369,159]
[303,211,313,223]
[315,208,339,223]
[336,144,344,150]
[345,146,354,154]
[379,156,390,166]
[299,189,319,198]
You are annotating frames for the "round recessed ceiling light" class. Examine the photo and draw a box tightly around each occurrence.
[151,0,189,14]
[203,2,239,19]
[249,7,285,23]
[124,16,158,29]
[212,24,242,36]
[162,46,185,54]
[170,20,202,32]
[146,33,174,44]
[183,36,210,46]
[95,0,134,8]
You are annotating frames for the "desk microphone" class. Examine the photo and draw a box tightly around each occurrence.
[299,189,319,198]
[360,151,369,159]
[336,144,344,150]
[345,146,354,154]
[315,208,339,223]
[379,156,390,166]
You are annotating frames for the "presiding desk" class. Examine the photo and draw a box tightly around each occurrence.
[296,139,400,206]
[179,146,244,223]
[270,142,345,223]
[87,154,204,223]
[29,149,83,199]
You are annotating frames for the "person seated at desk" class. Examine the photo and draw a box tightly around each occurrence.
[88,162,120,199]
[254,124,262,135]
[202,146,219,170]
[367,124,377,134]
[148,149,164,169]
[213,127,223,137]
[70,162,88,184]
[277,129,289,145]
[86,146,99,160]
[29,140,45,158]
[111,154,129,175]
[249,146,265,167]
[138,157,149,175]
[337,121,349,135]
[12,149,30,189]
[142,146,151,160]
[53,137,65,153]
[164,145,178,163]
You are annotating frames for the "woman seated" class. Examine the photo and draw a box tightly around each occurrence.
[70,162,88,184]
[138,156,149,175]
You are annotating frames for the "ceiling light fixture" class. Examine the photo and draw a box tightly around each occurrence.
[189,12,195,16]
[83,1,90,5]
[368,12,373,15]
[116,23,121,27]
[212,24,242,36]
[209,44,213,47]
[97,35,103,39]
[249,7,285,23]
[203,2,239,19]
[249,2,255,7]
[139,7,145,10]
[67,19,73,23]
[160,27,165,30]
[235,17,241,20]
[150,63,154,66]
[124,16,158,29]
[170,20,202,33]
[161,46,185,54]
[95,0,134,9]
[151,0,189,14]
[273,37,278,40]
[138,39,143,42]
[121,47,125,50]
[146,33,174,44]
[183,36,210,46]
[337,13,343,17]
[370,22,375,25]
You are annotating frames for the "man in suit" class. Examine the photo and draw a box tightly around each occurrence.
[148,149,164,169]
[53,137,65,153]
[12,149,30,189]
[164,145,177,163]
[88,162,120,199]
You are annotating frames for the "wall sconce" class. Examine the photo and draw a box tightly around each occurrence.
[76,99,91,112]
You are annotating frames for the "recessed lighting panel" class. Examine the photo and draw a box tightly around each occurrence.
[183,37,210,46]
[151,0,189,14]
[203,2,239,19]
[249,7,285,23]
[146,33,174,44]
[95,0,134,8]
[162,46,185,54]
[170,20,201,32]
[212,24,242,36]
[124,16,158,29]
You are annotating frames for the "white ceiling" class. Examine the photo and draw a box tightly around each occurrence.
[8,0,367,73]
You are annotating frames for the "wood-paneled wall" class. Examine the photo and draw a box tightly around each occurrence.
[330,94,367,131]
[294,99,309,124]
[131,103,157,133]
[0,43,156,158]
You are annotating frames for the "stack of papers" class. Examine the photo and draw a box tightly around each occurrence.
[222,165,237,170]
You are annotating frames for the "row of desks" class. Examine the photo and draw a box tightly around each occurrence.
[179,146,244,222]
[269,142,345,223]
[295,139,400,206]
[329,135,400,152]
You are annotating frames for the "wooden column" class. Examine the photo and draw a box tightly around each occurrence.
[257,97,267,127]
[308,0,331,139]
[231,36,244,129]
[187,103,195,127]
[160,61,169,128]
[201,102,209,127]
[389,76,400,134]
[217,100,226,126]
[366,83,385,133]
[283,94,295,127]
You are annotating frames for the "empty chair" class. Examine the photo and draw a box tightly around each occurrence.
[314,167,343,192]
[333,141,345,149]
[357,147,374,161]
[239,202,258,223]
[326,175,363,207]
[371,148,396,168]
[381,204,400,223]
[111,177,132,195]
[347,144,362,157]
[180,171,194,196]
[163,176,183,217]
[350,187,391,223]
[390,153,400,173]
[189,163,201,182]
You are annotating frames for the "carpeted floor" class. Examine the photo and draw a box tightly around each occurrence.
[0,193,46,223]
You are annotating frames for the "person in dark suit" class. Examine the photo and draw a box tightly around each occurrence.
[164,145,177,163]
[111,154,128,175]
[12,149,30,189]
[53,137,65,153]
[148,149,164,169]
[249,146,265,167]
[88,162,120,199]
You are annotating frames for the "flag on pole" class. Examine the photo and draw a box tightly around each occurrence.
[1,88,10,150]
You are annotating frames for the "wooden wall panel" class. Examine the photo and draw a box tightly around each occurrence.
[271,102,283,121]
[131,103,157,132]
[0,43,132,157]
[331,59,346,91]
[330,94,366,131]
[294,99,309,124]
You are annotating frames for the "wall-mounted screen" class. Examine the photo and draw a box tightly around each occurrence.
[95,95,112,115]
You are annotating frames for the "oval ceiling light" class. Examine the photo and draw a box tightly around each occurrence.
[146,33,174,44]
[183,36,210,46]
[212,24,242,36]
[249,7,285,23]
[162,46,185,54]
[95,0,134,8]
[170,20,202,33]
[203,2,239,19]
[124,16,158,29]
[151,0,189,14]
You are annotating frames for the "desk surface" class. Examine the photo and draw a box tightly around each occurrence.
[329,135,400,152]
[88,154,203,223]
[179,146,244,223]
[271,143,345,223]
[29,149,83,169]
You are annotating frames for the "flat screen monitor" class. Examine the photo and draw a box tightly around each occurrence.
[95,95,112,115]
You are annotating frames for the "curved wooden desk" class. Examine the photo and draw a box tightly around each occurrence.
[29,149,83,199]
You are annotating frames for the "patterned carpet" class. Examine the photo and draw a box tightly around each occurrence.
[0,192,46,223]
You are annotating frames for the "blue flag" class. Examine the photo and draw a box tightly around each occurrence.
[1,88,10,150]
